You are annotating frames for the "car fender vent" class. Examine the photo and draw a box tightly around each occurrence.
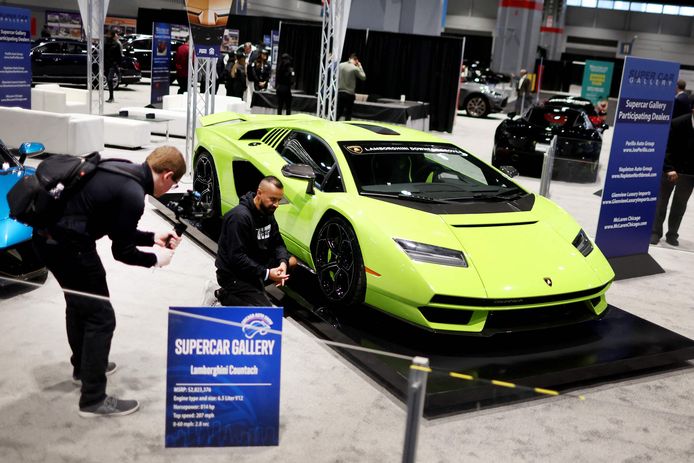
[240,129,269,140]
[262,128,290,148]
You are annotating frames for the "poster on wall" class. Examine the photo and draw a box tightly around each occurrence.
[581,60,614,104]
[104,17,136,36]
[150,22,171,106]
[0,6,32,109]
[165,306,282,447]
[595,56,679,263]
[45,10,82,40]
[185,0,233,58]
[220,29,239,53]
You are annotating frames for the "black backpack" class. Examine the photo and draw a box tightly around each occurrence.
[7,152,138,229]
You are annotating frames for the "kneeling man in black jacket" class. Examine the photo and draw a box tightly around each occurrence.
[215,176,296,306]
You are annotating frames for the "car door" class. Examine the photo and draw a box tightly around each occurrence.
[32,42,63,78]
[273,131,345,262]
[133,38,152,74]
[62,42,87,81]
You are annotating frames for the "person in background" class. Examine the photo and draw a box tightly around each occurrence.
[215,176,297,306]
[227,47,247,98]
[33,146,186,417]
[275,53,295,115]
[41,24,51,39]
[104,28,123,103]
[514,69,531,115]
[337,53,366,121]
[248,48,271,92]
[673,80,690,119]
[174,38,190,95]
[651,104,694,247]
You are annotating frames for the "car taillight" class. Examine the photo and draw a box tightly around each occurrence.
[133,60,141,71]
[589,115,601,126]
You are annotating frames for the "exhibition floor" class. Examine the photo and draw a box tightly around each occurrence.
[1,82,694,462]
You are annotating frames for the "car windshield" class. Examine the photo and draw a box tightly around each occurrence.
[527,107,581,128]
[339,142,525,202]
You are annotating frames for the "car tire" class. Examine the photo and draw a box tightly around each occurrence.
[464,95,490,118]
[193,151,221,218]
[312,215,366,307]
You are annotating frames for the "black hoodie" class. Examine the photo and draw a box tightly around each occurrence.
[216,192,290,287]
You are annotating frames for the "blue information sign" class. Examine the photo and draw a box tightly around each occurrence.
[165,306,282,447]
[595,57,679,258]
[0,6,31,109]
[150,22,171,106]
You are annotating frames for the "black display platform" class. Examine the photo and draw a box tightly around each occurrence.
[151,194,694,418]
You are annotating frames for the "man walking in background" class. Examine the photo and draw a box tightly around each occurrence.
[673,80,690,119]
[337,53,366,121]
[651,105,694,246]
[104,28,123,103]
[514,69,531,115]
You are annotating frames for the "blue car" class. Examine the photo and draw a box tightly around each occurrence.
[0,141,47,284]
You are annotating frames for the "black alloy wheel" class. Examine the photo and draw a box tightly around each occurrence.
[313,216,366,306]
[193,151,221,218]
[465,95,490,118]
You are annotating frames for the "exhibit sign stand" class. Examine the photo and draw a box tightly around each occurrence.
[0,6,31,109]
[595,56,679,280]
[150,22,171,107]
[165,306,283,447]
[581,60,614,104]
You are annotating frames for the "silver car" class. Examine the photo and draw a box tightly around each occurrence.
[458,81,508,118]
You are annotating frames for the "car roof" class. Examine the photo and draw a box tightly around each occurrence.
[202,114,445,146]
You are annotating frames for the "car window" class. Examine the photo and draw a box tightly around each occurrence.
[64,43,86,54]
[280,131,342,191]
[133,39,151,50]
[340,142,520,200]
[39,42,62,54]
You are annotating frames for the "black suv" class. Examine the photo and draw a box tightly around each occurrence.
[31,38,142,88]
[121,34,184,81]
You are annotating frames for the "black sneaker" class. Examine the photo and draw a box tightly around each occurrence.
[105,98,114,103]
[650,234,660,245]
[666,236,679,246]
[72,362,118,385]
[78,395,139,418]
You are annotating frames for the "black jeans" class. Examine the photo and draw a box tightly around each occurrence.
[276,85,292,115]
[106,64,119,100]
[337,91,355,121]
[216,271,272,307]
[33,232,115,408]
[177,76,188,94]
[653,174,694,240]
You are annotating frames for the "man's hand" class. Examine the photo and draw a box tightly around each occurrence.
[667,171,678,183]
[152,247,175,268]
[155,231,181,249]
[268,265,289,286]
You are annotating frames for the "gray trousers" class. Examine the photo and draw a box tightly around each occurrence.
[652,174,694,240]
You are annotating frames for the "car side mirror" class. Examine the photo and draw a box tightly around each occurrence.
[18,142,45,165]
[499,165,519,178]
[507,112,516,119]
[281,163,316,195]
[600,123,609,131]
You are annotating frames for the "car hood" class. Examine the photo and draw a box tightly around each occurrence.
[359,193,611,300]
[445,218,604,298]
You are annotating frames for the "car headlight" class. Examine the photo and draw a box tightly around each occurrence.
[394,239,468,267]
[572,229,593,257]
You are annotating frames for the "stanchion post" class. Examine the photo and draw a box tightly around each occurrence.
[539,134,558,198]
[402,356,429,463]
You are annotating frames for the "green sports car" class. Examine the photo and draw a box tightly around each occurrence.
[193,113,614,335]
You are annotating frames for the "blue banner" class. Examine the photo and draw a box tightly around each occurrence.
[165,306,282,447]
[0,7,31,109]
[595,57,679,258]
[150,22,171,106]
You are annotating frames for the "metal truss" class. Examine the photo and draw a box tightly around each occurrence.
[84,0,105,115]
[185,48,217,174]
[317,0,338,121]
